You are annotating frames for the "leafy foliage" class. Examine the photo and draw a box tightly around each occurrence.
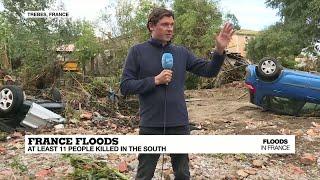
[247,0,320,68]
[174,0,222,56]
[224,13,240,30]
[66,155,128,180]
[173,0,223,89]
[100,0,224,89]
[0,0,234,90]
[99,0,163,81]
[74,21,103,75]
[1,0,56,70]
[0,0,109,92]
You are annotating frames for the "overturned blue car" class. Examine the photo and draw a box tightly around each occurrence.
[245,57,320,116]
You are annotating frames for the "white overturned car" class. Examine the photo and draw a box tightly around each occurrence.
[0,85,65,131]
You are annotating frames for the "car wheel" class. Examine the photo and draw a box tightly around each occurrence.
[0,85,24,116]
[257,57,283,81]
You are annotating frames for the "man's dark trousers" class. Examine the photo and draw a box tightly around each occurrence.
[135,125,190,180]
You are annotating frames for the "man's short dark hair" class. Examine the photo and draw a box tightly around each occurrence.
[147,7,174,32]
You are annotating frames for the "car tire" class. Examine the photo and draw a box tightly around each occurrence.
[0,85,24,116]
[256,57,283,81]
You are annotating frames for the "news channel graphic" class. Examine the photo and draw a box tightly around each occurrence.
[24,11,69,18]
[25,135,295,154]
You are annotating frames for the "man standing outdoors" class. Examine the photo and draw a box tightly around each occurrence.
[120,7,234,180]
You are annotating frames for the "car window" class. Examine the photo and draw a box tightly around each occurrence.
[300,102,320,116]
[261,96,306,115]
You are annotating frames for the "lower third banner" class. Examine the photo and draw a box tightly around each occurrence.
[25,135,295,154]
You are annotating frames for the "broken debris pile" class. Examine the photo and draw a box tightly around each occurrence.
[62,83,139,121]
[214,52,250,87]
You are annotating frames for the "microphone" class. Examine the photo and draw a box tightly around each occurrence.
[161,53,173,70]
[161,53,173,85]
[160,52,173,179]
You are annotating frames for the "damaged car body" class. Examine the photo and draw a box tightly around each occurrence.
[0,85,65,131]
[245,57,320,116]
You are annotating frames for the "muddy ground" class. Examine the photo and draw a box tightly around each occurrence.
[0,82,319,179]
[185,82,320,179]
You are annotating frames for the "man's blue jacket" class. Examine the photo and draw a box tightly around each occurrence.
[120,38,225,127]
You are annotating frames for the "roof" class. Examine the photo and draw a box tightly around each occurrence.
[235,29,259,36]
[56,44,75,52]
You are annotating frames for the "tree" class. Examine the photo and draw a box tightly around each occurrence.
[74,21,102,76]
[0,0,58,70]
[174,0,222,56]
[173,0,223,89]
[224,13,240,30]
[99,0,227,89]
[246,23,300,67]
[266,0,320,47]
[99,0,162,79]
[247,0,320,68]
[0,0,107,90]
[0,12,11,69]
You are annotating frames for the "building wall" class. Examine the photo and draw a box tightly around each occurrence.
[227,29,258,57]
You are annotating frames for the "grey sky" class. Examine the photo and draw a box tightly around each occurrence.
[62,0,280,31]
[0,0,280,31]
[219,0,280,30]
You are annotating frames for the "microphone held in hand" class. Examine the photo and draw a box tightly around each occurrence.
[161,53,173,85]
[160,53,173,179]
[161,53,173,70]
